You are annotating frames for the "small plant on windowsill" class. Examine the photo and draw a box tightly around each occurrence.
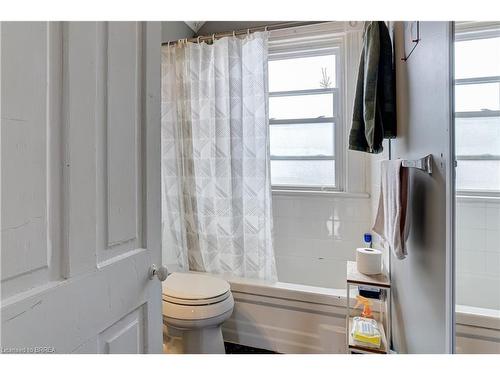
[319,67,332,88]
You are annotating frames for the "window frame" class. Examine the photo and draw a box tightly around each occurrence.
[268,40,345,191]
[454,23,500,195]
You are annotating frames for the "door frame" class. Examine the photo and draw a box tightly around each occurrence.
[446,20,456,354]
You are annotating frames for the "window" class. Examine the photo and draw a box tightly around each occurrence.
[455,25,500,193]
[268,39,342,190]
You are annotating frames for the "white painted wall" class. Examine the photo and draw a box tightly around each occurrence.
[161,22,194,43]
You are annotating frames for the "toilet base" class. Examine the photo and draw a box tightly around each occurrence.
[183,325,225,354]
[163,308,233,354]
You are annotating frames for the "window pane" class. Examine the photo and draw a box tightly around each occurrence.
[269,54,336,92]
[456,160,500,191]
[271,160,335,187]
[455,37,500,79]
[456,117,500,156]
[455,83,500,112]
[269,94,334,120]
[270,123,334,156]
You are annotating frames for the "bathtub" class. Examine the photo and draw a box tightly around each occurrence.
[219,275,500,354]
[456,305,500,354]
[220,275,349,354]
[164,268,500,353]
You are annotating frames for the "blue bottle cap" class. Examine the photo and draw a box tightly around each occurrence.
[364,233,372,243]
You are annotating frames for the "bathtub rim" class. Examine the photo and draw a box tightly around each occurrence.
[180,270,349,307]
[456,304,500,331]
[174,271,500,332]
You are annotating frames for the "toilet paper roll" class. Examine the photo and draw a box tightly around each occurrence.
[356,248,382,275]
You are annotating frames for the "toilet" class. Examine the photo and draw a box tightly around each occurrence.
[162,272,234,354]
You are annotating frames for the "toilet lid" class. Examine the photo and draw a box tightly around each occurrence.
[163,290,231,306]
[162,272,230,300]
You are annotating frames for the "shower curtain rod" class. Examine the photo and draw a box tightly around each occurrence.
[162,21,328,46]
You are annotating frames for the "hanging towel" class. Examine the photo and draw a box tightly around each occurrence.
[372,159,409,259]
[349,21,396,154]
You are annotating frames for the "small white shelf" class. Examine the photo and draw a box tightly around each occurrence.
[346,261,390,288]
[346,261,391,354]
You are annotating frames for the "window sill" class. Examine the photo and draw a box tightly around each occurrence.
[456,194,500,204]
[271,189,370,198]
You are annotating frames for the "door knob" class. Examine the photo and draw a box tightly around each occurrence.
[149,264,169,281]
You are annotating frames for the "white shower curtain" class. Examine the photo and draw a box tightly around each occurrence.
[161,32,277,281]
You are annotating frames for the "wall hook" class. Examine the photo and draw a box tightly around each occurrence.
[401,21,420,61]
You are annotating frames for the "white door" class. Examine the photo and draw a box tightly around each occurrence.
[390,21,454,353]
[1,21,163,353]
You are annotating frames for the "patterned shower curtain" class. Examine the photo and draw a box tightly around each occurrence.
[161,32,277,281]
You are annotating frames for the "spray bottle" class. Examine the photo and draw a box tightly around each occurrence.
[354,295,373,318]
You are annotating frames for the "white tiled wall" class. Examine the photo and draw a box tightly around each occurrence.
[272,193,372,288]
[456,197,500,310]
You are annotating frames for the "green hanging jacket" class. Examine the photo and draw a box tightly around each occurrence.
[349,21,397,154]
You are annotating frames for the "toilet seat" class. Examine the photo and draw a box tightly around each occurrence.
[163,272,230,300]
[162,272,234,321]
[163,290,231,306]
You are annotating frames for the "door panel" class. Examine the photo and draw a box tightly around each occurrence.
[390,21,453,353]
[98,305,146,354]
[106,22,141,251]
[63,22,98,278]
[1,21,162,354]
[1,22,63,299]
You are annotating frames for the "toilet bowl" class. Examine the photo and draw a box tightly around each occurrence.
[162,272,234,354]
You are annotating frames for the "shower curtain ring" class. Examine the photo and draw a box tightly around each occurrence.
[212,33,216,43]
[264,26,268,32]
[197,36,201,43]
[233,30,236,37]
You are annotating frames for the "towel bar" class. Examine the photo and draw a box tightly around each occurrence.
[401,154,433,174]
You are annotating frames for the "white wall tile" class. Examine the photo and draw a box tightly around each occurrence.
[456,203,486,229]
[457,250,486,274]
[485,230,499,253]
[456,273,500,310]
[457,227,486,251]
[275,255,347,289]
[317,239,360,261]
[333,198,371,222]
[485,252,500,276]
[486,205,500,231]
[272,194,371,288]
[273,217,295,238]
[272,195,299,219]
[456,199,500,310]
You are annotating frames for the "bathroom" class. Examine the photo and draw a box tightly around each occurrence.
[160,20,500,355]
[1,1,500,370]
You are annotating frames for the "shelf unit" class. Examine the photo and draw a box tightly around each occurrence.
[346,261,391,354]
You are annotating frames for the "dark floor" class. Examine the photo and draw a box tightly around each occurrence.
[224,342,278,354]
